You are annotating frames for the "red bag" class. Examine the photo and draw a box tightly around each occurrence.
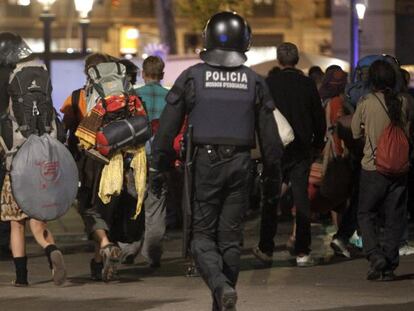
[371,94,409,176]
[375,124,409,176]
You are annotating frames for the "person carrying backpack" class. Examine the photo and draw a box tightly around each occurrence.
[0,32,68,287]
[75,59,150,282]
[351,60,411,281]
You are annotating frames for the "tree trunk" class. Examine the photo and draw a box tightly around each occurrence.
[155,0,177,54]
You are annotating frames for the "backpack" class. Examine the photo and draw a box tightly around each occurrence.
[79,62,150,157]
[369,94,409,176]
[346,54,404,108]
[86,62,129,114]
[346,55,385,108]
[0,62,64,170]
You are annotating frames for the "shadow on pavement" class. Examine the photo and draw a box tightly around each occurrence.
[0,296,186,311]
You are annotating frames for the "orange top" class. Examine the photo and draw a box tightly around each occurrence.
[60,89,87,130]
[328,96,344,156]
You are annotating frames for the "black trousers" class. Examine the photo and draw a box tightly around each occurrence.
[190,148,250,310]
[358,169,407,270]
[334,160,361,243]
[259,158,311,255]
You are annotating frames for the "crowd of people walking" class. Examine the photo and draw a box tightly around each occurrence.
[1,10,414,311]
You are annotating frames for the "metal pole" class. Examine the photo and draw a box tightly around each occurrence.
[39,12,55,71]
[350,0,359,76]
[79,19,90,55]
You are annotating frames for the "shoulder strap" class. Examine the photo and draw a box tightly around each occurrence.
[71,88,83,128]
[71,88,81,116]
[372,92,393,121]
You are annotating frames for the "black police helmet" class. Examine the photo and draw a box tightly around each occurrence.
[0,32,32,66]
[200,12,251,68]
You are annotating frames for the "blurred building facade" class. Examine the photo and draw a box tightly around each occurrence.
[332,0,414,66]
[0,0,332,58]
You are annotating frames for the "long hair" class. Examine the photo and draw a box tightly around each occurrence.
[369,60,403,125]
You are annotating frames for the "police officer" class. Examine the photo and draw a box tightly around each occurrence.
[150,12,282,311]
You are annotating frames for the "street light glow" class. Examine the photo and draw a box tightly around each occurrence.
[37,0,56,11]
[74,0,94,19]
[126,28,140,40]
[17,0,31,5]
[356,3,366,20]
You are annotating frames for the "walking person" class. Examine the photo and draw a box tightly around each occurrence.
[0,32,66,287]
[151,12,283,311]
[253,42,326,267]
[317,67,361,259]
[126,55,169,267]
[61,53,123,282]
[398,68,414,256]
[352,60,411,281]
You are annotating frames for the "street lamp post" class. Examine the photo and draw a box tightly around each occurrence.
[356,3,366,61]
[351,0,367,74]
[74,0,94,55]
[38,0,56,71]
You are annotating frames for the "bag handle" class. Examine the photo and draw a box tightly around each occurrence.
[322,100,337,176]
[324,99,337,158]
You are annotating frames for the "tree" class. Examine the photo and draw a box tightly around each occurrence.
[155,0,178,54]
[177,0,253,32]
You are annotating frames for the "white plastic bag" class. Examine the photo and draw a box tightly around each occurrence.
[273,108,295,146]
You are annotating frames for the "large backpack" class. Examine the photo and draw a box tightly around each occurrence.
[370,94,409,176]
[86,62,129,114]
[78,62,150,158]
[346,54,404,108]
[346,55,385,108]
[0,62,63,170]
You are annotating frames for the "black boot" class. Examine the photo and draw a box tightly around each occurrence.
[214,283,237,311]
[13,256,28,286]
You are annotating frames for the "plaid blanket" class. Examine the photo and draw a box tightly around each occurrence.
[75,94,146,150]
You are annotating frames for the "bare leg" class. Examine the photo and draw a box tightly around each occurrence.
[29,219,54,248]
[10,220,26,258]
[292,221,297,239]
[92,229,111,262]
[29,219,66,285]
[331,211,339,230]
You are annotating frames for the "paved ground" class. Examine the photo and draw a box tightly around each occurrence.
[1,210,414,311]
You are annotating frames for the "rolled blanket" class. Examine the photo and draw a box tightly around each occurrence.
[75,108,104,149]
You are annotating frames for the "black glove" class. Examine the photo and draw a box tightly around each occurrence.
[149,168,166,198]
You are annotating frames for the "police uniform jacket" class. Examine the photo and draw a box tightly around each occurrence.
[152,62,283,181]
